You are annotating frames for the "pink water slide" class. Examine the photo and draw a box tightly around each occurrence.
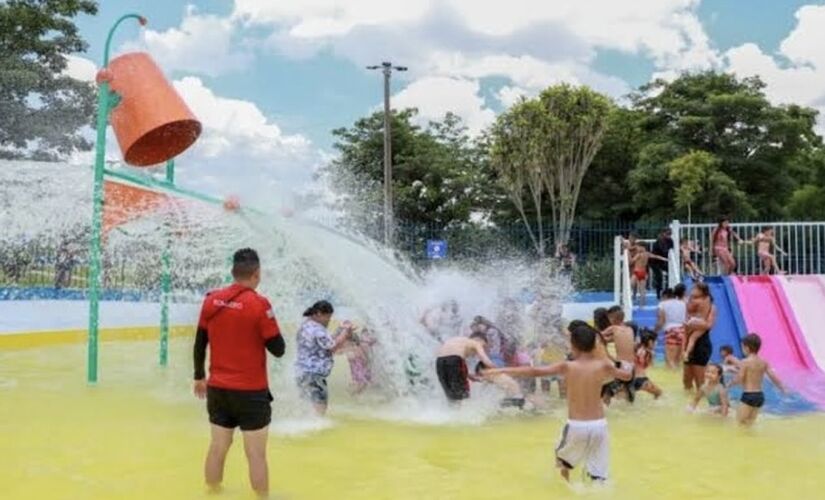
[775,275,825,372]
[730,275,825,408]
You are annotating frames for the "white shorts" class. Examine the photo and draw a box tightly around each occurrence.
[555,419,609,480]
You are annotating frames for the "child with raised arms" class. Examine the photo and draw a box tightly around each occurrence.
[484,323,633,483]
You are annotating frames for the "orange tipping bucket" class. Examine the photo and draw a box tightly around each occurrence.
[106,52,202,166]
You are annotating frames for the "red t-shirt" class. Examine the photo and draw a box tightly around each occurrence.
[198,283,281,390]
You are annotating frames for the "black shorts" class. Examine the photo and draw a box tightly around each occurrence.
[633,377,649,391]
[206,386,273,431]
[436,355,469,401]
[601,379,636,403]
[686,333,712,366]
[741,391,765,408]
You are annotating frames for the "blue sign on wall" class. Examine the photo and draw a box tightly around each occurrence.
[426,239,448,260]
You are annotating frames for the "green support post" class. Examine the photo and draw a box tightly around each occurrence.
[87,13,145,384]
[159,159,175,367]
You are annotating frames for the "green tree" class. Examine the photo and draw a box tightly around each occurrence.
[576,107,644,221]
[322,109,489,244]
[632,72,821,219]
[489,85,612,256]
[667,150,752,223]
[787,149,825,220]
[0,0,98,160]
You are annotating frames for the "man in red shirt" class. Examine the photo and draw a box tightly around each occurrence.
[193,248,285,496]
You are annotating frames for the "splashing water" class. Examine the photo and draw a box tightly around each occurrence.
[0,160,572,425]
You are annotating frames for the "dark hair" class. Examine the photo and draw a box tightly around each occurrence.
[629,232,639,240]
[593,308,611,331]
[742,333,762,353]
[640,328,657,346]
[566,320,589,333]
[712,217,730,246]
[303,300,334,317]
[570,324,597,353]
[720,345,734,356]
[762,225,773,232]
[607,305,623,316]
[661,288,674,299]
[693,282,711,298]
[673,283,687,299]
[469,331,487,343]
[709,363,725,386]
[232,248,260,279]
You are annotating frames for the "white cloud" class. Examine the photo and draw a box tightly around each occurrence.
[233,0,712,132]
[121,6,252,76]
[233,0,433,37]
[63,55,97,82]
[723,5,825,132]
[170,77,317,196]
[392,77,495,134]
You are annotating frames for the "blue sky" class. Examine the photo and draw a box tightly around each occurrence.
[65,1,825,198]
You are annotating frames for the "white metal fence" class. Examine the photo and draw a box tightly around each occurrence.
[614,221,825,316]
[674,220,825,277]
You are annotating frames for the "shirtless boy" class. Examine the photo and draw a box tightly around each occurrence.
[630,243,668,306]
[484,323,633,482]
[597,308,636,404]
[435,333,523,404]
[731,333,786,426]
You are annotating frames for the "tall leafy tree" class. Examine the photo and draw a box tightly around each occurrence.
[631,72,821,219]
[667,150,752,223]
[0,0,98,160]
[489,84,612,256]
[577,108,644,221]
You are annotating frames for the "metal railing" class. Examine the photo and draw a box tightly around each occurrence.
[674,220,825,276]
[613,220,825,308]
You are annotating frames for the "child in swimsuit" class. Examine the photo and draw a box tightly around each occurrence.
[688,364,729,416]
[711,217,744,275]
[719,345,740,374]
[731,333,786,426]
[341,327,377,394]
[680,239,704,280]
[633,330,662,399]
[630,243,668,307]
[752,226,786,275]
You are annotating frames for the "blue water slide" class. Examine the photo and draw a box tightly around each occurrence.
[713,277,817,414]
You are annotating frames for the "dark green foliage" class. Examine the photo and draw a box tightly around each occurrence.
[0,0,98,159]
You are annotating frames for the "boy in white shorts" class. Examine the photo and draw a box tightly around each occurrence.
[484,323,633,482]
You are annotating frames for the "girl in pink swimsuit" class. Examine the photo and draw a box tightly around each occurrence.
[711,218,742,275]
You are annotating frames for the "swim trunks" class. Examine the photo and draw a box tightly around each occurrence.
[741,391,765,408]
[633,269,647,281]
[207,386,273,431]
[632,377,649,391]
[555,419,609,481]
[601,378,635,403]
[296,373,329,404]
[665,326,685,347]
[436,355,470,401]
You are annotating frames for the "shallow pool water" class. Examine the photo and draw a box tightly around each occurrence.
[2,339,825,499]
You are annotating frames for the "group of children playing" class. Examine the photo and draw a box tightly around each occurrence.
[628,223,788,306]
[433,301,787,484]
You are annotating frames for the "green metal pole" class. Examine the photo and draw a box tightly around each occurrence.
[159,159,174,367]
[87,13,145,384]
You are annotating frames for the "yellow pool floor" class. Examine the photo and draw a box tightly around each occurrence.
[2,338,825,499]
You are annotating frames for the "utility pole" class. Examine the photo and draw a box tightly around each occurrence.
[367,61,407,245]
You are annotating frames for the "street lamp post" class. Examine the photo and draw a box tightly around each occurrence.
[367,62,407,246]
[87,13,146,383]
